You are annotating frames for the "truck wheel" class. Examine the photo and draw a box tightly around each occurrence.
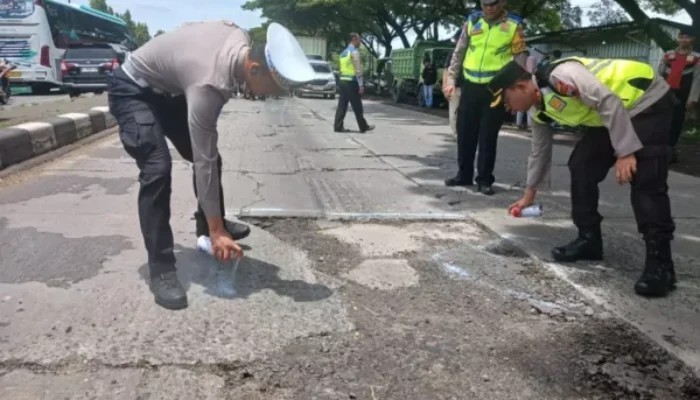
[417,85,426,107]
[330,94,335,100]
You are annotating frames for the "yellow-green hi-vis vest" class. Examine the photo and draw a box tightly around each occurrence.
[339,45,357,81]
[533,56,655,127]
[462,12,521,84]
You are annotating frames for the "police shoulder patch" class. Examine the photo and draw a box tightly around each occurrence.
[553,79,579,97]
[547,96,567,111]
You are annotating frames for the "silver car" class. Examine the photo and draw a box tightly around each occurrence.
[295,59,336,99]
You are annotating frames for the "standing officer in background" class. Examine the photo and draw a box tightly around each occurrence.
[493,56,677,297]
[659,26,700,163]
[109,21,315,310]
[443,29,463,136]
[443,0,527,195]
[334,33,375,133]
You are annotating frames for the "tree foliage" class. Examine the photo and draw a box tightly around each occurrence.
[610,0,696,50]
[88,0,151,46]
[242,0,584,57]
[588,0,630,26]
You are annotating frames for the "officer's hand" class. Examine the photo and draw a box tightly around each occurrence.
[443,85,455,99]
[687,101,697,111]
[359,87,364,96]
[508,188,536,215]
[210,229,243,262]
[615,154,637,185]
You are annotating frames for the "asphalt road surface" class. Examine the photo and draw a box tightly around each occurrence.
[0,96,698,399]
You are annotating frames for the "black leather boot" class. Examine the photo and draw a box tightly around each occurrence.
[150,271,188,310]
[551,226,604,262]
[195,211,251,240]
[445,174,473,187]
[634,240,677,297]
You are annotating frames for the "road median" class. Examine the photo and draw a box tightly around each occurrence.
[0,106,116,171]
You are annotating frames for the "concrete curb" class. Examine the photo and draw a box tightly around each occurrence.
[0,106,116,171]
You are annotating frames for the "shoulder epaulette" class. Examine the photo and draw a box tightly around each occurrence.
[467,11,483,22]
[507,13,523,23]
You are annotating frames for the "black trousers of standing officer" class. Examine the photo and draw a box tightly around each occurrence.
[568,91,676,241]
[334,80,369,131]
[456,80,507,186]
[108,68,226,277]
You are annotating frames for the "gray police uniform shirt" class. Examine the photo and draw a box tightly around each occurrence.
[126,20,249,219]
[527,61,670,190]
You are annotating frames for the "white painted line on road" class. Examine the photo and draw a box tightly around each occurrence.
[230,208,467,220]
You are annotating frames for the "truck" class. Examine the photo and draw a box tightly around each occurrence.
[389,40,455,107]
[295,36,328,60]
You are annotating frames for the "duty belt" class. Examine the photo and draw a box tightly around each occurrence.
[119,59,170,96]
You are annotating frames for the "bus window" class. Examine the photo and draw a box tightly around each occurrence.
[0,0,34,19]
[44,1,129,47]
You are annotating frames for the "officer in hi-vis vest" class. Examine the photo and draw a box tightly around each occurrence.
[443,0,527,195]
[489,58,677,297]
[658,26,700,163]
[333,33,375,133]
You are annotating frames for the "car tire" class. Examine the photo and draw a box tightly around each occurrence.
[330,95,335,100]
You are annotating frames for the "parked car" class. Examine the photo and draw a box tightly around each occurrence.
[60,43,120,98]
[294,59,336,99]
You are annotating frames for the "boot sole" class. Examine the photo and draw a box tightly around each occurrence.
[154,295,188,310]
[552,252,603,263]
[634,282,677,297]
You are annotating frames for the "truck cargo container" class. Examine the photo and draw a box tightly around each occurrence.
[389,40,454,107]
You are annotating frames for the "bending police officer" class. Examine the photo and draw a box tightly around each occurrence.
[108,21,315,310]
[491,58,677,297]
[443,0,527,195]
[333,33,375,133]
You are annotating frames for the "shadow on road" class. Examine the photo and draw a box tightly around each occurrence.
[137,244,333,302]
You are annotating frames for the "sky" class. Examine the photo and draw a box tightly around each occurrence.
[70,0,693,44]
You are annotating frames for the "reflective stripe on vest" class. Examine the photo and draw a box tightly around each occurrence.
[533,56,654,127]
[339,47,356,81]
[462,15,519,84]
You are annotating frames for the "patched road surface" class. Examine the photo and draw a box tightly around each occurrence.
[0,96,698,399]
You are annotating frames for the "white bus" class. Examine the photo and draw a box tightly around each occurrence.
[0,0,134,94]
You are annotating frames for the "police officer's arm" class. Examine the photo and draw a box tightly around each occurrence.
[550,62,643,157]
[351,50,363,87]
[511,23,527,67]
[526,120,554,190]
[657,52,670,77]
[446,24,469,87]
[187,85,227,225]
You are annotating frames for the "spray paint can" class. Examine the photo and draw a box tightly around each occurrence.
[510,204,543,218]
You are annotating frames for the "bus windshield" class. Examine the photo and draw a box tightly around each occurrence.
[43,1,130,47]
[0,0,34,19]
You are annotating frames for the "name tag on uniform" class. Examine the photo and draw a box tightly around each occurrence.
[500,23,510,32]
[471,28,483,35]
[548,96,567,111]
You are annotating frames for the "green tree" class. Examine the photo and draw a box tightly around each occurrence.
[588,0,630,25]
[611,0,690,50]
[243,0,583,57]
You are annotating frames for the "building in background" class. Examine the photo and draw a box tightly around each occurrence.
[526,18,691,66]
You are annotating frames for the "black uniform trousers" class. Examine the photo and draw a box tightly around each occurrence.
[456,80,506,186]
[334,80,369,131]
[669,88,689,147]
[569,90,676,242]
[107,67,226,276]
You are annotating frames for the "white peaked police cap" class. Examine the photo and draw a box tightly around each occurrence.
[265,22,316,88]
